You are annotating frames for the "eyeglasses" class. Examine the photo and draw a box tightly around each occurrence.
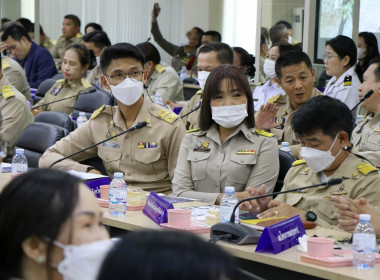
[104,71,144,83]
[322,54,338,61]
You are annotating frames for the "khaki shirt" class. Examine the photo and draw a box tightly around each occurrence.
[42,35,57,54]
[352,112,380,167]
[39,95,186,193]
[51,33,83,60]
[2,57,31,101]
[276,154,380,228]
[270,88,322,157]
[146,62,184,102]
[86,65,102,88]
[0,76,34,158]
[34,78,92,115]
[172,124,279,203]
[179,89,202,130]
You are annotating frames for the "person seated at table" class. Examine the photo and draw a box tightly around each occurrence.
[331,196,380,237]
[254,51,322,158]
[97,230,236,280]
[0,169,111,280]
[249,96,380,228]
[351,56,380,167]
[32,43,92,116]
[172,65,279,204]
[39,43,186,194]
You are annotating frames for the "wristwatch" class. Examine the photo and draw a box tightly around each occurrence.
[306,211,317,222]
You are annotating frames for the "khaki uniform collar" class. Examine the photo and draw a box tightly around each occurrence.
[206,122,253,145]
[0,75,10,87]
[285,88,321,115]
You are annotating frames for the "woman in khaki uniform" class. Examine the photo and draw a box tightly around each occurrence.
[172,65,279,204]
[32,44,91,116]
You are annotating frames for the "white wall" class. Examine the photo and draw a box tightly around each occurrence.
[21,0,35,22]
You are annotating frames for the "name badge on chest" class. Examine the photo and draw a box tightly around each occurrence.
[51,86,62,96]
[274,117,285,130]
[102,142,120,149]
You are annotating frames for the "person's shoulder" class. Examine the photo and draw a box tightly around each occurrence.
[0,84,16,101]
[89,105,113,120]
[253,129,275,138]
[150,104,181,125]
[187,127,206,136]
[356,162,379,177]
[1,57,11,70]
[80,78,92,89]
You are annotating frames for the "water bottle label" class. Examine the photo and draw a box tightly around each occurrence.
[353,234,376,253]
[109,189,126,204]
[12,163,27,173]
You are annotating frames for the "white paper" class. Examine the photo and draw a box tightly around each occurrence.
[67,170,108,180]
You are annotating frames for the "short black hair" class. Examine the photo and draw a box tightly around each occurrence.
[260,34,267,47]
[272,42,297,56]
[66,43,90,67]
[369,56,380,82]
[1,18,11,25]
[100,43,145,74]
[193,27,204,47]
[269,24,288,45]
[85,22,103,33]
[0,169,81,278]
[82,30,111,50]
[276,20,292,30]
[16,18,33,32]
[199,42,233,64]
[326,35,357,67]
[1,24,31,42]
[203,30,222,42]
[64,14,81,27]
[97,231,236,280]
[199,65,254,130]
[136,42,161,65]
[0,21,16,32]
[275,51,313,79]
[233,47,255,78]
[292,95,354,140]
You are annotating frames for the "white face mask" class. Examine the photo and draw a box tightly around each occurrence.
[211,104,248,128]
[357,47,366,60]
[53,239,115,280]
[197,70,210,89]
[263,59,276,79]
[95,56,100,66]
[300,134,342,173]
[106,77,143,106]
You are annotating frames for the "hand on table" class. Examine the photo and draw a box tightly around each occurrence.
[239,184,271,212]
[89,169,102,175]
[257,200,306,220]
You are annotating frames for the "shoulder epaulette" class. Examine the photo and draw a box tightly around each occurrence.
[267,93,281,103]
[292,159,306,166]
[187,128,200,133]
[257,82,264,86]
[343,75,352,86]
[357,163,378,175]
[90,105,105,120]
[1,58,10,70]
[1,85,15,99]
[255,129,274,137]
[155,64,165,74]
[157,109,179,124]
[76,33,83,39]
[81,78,92,88]
[56,79,65,83]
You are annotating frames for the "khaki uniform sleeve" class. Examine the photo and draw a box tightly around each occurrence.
[165,118,186,180]
[51,37,60,59]
[3,62,32,101]
[39,120,98,171]
[154,72,184,101]
[171,134,221,203]
[246,136,279,193]
[289,144,301,159]
[151,20,179,56]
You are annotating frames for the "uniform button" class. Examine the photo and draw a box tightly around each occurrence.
[352,172,358,177]
[247,134,251,138]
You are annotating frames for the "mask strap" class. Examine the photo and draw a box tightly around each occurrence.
[328,133,340,152]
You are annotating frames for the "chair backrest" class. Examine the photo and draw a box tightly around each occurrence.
[15,123,69,168]
[34,78,56,104]
[183,84,201,101]
[273,150,296,197]
[34,111,77,132]
[72,88,113,119]
[52,73,64,80]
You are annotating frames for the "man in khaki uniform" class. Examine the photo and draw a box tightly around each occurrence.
[40,26,56,53]
[39,43,186,194]
[2,55,31,102]
[136,42,184,102]
[33,78,92,115]
[351,57,380,167]
[0,59,33,161]
[255,51,322,158]
[178,43,234,130]
[250,96,380,229]
[51,15,82,61]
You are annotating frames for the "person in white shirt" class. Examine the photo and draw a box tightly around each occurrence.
[323,35,361,116]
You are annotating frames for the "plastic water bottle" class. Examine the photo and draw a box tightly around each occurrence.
[76,112,88,128]
[280,142,292,156]
[356,115,363,125]
[219,186,239,223]
[353,214,376,270]
[108,172,127,217]
[179,66,188,82]
[154,93,164,106]
[11,148,28,173]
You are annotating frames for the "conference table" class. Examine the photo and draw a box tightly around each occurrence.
[1,172,380,280]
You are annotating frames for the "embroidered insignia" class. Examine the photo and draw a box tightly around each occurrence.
[292,159,306,166]
[1,86,15,99]
[255,129,274,137]
[236,149,255,155]
[343,75,352,86]
[90,105,105,120]
[137,142,158,148]
[357,163,378,175]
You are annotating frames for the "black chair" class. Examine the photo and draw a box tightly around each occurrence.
[80,157,108,176]
[15,123,69,168]
[273,150,296,197]
[33,78,56,104]
[34,111,77,132]
[52,73,64,80]
[72,88,113,119]
[183,84,201,101]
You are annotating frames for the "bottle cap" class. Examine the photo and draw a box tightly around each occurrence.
[281,142,289,146]
[114,172,124,178]
[359,214,371,222]
[225,186,235,194]
[15,148,24,154]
